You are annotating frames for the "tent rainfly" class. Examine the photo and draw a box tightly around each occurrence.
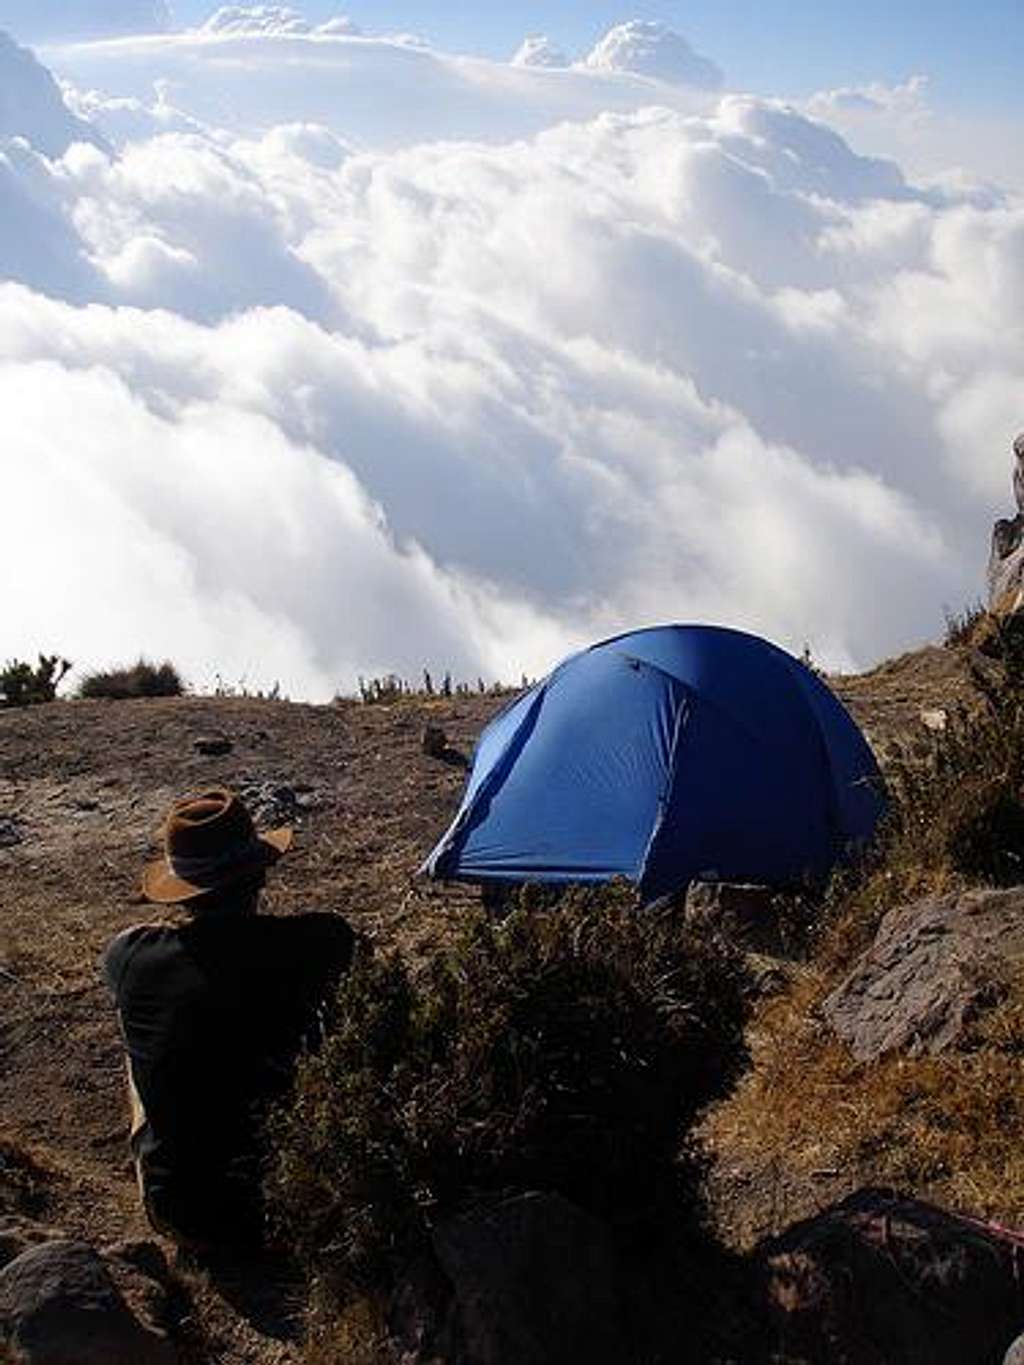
[423,625,884,903]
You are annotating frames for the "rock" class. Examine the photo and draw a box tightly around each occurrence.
[987,434,1024,608]
[823,887,1024,1061]
[0,816,23,849]
[1006,1335,1024,1365]
[0,1239,175,1364]
[237,779,313,826]
[394,1193,626,1365]
[422,725,449,759]
[759,1188,1024,1365]
[421,726,468,768]
[684,882,786,955]
[193,735,232,757]
[919,708,948,733]
[0,1219,65,1271]
[100,1241,175,1343]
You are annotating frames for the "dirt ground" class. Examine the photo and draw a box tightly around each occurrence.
[0,646,984,1361]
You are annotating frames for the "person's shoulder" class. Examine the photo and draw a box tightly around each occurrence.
[263,913,357,966]
[100,922,180,993]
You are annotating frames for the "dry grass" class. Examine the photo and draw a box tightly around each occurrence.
[710,972,1024,1228]
[707,631,1024,1240]
[302,1290,391,1365]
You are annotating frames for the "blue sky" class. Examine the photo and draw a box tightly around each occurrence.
[166,0,1023,112]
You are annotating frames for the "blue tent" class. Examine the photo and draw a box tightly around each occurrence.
[423,625,884,902]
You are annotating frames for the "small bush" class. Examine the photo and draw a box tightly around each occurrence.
[78,659,184,700]
[943,599,988,648]
[0,655,72,708]
[268,884,750,1302]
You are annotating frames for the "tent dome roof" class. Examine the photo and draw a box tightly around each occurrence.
[424,625,884,902]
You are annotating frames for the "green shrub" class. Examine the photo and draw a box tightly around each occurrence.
[267,884,750,1301]
[78,659,184,700]
[0,655,72,708]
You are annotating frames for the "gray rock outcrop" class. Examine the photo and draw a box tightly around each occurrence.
[987,433,1024,608]
[823,887,1024,1061]
[0,1239,174,1365]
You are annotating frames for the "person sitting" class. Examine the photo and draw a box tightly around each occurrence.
[101,786,355,1252]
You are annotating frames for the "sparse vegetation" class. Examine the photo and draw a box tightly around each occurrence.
[0,654,72,708]
[944,599,988,647]
[706,627,1024,1235]
[268,883,750,1310]
[79,658,185,700]
[349,671,528,706]
[211,674,285,700]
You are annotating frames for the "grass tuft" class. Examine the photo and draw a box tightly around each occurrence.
[79,658,185,700]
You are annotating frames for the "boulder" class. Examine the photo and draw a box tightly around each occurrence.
[759,1187,1024,1365]
[393,1193,626,1365]
[987,433,1024,608]
[0,1219,65,1272]
[0,1239,175,1365]
[822,887,1024,1061]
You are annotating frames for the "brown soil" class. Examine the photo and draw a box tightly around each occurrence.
[0,645,984,1361]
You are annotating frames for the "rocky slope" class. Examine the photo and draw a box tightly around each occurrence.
[0,645,990,1361]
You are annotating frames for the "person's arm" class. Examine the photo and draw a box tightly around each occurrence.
[302,913,359,981]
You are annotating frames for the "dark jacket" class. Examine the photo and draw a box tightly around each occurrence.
[102,911,355,1246]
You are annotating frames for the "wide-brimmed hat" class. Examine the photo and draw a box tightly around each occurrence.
[142,787,293,905]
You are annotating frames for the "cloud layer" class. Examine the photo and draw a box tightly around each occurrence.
[200,6,360,36]
[0,32,1021,697]
[0,0,170,43]
[581,21,723,90]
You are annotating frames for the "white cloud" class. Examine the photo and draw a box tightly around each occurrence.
[0,0,170,43]
[512,35,568,70]
[0,32,106,157]
[198,6,360,36]
[581,21,723,90]
[803,75,1024,194]
[0,40,1020,695]
[200,6,312,35]
[808,75,929,119]
[49,27,714,149]
[316,17,360,37]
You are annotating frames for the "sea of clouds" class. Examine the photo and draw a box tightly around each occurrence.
[0,6,1022,697]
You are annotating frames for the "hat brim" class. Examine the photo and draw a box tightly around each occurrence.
[141,827,293,905]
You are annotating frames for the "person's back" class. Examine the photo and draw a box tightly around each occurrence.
[101,787,355,1250]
